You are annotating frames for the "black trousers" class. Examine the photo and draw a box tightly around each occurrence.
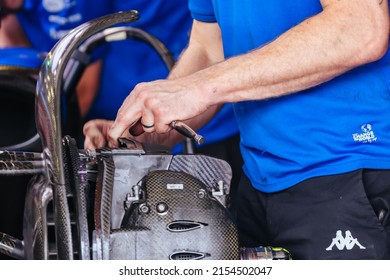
[237,169,390,259]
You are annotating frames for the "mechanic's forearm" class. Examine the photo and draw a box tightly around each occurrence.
[159,20,224,145]
[189,0,389,106]
[169,20,224,79]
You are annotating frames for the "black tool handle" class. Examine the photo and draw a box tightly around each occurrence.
[128,119,205,145]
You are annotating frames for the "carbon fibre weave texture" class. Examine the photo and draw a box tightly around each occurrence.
[169,155,232,192]
[101,157,115,237]
[109,170,239,260]
[62,136,90,259]
[169,155,232,207]
[57,138,75,259]
[93,155,115,259]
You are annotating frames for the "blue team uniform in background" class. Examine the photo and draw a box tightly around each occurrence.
[2,0,112,69]
[17,0,112,54]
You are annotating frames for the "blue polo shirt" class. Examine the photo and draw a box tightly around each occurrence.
[189,0,390,192]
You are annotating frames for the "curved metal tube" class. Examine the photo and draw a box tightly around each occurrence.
[35,10,140,259]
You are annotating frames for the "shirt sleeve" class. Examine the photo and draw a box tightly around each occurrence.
[188,0,216,22]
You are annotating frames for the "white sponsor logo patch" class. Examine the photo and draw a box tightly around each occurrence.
[352,123,377,143]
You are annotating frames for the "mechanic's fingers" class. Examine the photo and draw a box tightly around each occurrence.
[84,135,106,150]
[83,119,112,149]
[139,110,155,133]
[107,123,127,147]
[109,97,143,146]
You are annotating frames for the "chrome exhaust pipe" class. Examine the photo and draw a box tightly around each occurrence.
[34,10,140,259]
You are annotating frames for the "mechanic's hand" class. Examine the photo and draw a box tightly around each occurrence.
[107,78,207,147]
[83,119,114,149]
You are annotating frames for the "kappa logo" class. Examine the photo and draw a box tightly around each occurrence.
[326,230,366,251]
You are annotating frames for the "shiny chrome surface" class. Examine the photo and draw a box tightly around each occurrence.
[22,174,52,260]
[35,10,140,259]
[36,9,140,200]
